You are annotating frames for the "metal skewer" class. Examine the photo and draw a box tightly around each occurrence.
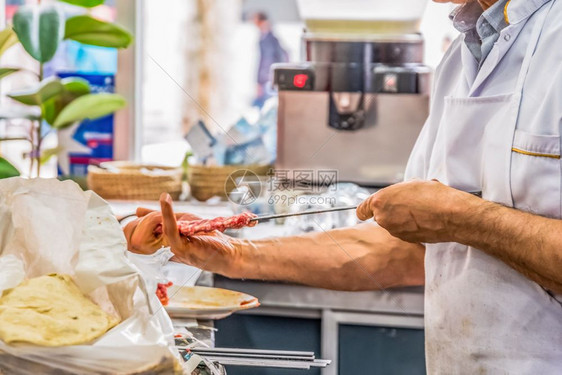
[249,191,482,223]
[250,205,358,222]
[117,191,483,225]
[176,346,331,369]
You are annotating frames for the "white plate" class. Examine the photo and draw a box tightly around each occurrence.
[165,285,260,320]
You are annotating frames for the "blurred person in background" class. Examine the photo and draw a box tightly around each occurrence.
[251,12,288,108]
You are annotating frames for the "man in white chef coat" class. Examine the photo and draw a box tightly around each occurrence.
[126,0,562,372]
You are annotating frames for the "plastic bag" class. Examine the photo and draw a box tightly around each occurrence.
[0,178,183,374]
[127,247,175,290]
[0,255,25,295]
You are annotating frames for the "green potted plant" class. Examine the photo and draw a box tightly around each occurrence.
[0,0,132,179]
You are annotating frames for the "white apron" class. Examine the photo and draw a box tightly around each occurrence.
[405,0,562,373]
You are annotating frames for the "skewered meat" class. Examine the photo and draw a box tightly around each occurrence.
[154,212,257,237]
[156,282,173,306]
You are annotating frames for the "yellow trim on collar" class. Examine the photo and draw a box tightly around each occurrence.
[512,147,560,159]
[504,0,512,24]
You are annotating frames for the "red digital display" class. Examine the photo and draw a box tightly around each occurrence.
[293,74,308,88]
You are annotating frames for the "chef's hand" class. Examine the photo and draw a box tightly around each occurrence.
[356,180,477,244]
[123,202,198,254]
[124,194,240,270]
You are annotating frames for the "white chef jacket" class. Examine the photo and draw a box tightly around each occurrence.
[404,0,562,373]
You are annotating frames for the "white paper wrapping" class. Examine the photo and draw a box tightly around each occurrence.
[0,178,183,374]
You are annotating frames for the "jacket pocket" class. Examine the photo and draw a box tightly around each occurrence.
[510,130,561,218]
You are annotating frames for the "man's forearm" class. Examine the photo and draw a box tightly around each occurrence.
[228,223,425,291]
[451,198,562,293]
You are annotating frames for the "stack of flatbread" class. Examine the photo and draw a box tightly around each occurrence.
[0,274,119,346]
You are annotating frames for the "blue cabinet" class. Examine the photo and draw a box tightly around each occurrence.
[322,310,425,375]
[215,314,322,375]
[212,277,425,374]
[215,310,425,375]
[338,324,425,374]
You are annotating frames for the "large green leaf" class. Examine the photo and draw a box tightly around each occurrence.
[41,77,90,124]
[0,157,20,179]
[8,77,64,106]
[61,77,90,96]
[0,28,18,58]
[53,93,126,129]
[58,0,105,8]
[13,4,65,63]
[65,15,132,49]
[0,67,20,80]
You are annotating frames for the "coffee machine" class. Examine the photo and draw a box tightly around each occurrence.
[273,32,431,186]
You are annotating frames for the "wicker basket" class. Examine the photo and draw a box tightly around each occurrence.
[188,164,272,202]
[87,162,183,201]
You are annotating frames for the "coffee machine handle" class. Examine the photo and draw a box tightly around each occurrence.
[328,91,368,131]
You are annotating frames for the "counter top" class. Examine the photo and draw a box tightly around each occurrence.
[214,276,424,317]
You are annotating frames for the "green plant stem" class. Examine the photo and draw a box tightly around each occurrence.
[28,121,34,177]
[35,62,43,177]
[36,121,41,176]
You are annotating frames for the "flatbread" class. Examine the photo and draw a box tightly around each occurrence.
[0,274,119,346]
[167,286,259,310]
